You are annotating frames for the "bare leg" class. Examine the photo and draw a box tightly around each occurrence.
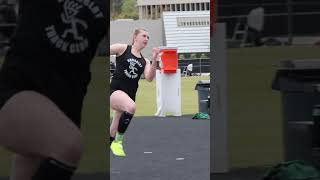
[110,110,122,138]
[110,90,136,136]
[0,91,84,179]
[10,155,42,180]
[110,90,136,113]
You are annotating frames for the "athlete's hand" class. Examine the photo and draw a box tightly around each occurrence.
[152,47,160,62]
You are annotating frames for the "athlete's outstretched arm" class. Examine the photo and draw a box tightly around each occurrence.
[144,47,160,82]
[110,43,127,56]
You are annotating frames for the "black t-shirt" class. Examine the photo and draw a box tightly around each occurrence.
[0,0,107,125]
[111,45,146,94]
[6,0,106,68]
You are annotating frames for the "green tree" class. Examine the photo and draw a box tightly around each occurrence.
[118,0,138,20]
[111,0,123,20]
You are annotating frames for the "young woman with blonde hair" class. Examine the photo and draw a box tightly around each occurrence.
[109,28,159,157]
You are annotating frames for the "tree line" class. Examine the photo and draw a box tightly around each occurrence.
[111,0,139,20]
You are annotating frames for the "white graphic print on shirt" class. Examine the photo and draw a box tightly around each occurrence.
[45,0,103,54]
[124,58,143,79]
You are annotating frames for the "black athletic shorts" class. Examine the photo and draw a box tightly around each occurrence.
[0,56,91,128]
[110,79,137,102]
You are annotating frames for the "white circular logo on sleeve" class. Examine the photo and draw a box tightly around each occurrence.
[45,0,104,54]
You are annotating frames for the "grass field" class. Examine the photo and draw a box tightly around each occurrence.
[132,75,209,116]
[0,46,320,177]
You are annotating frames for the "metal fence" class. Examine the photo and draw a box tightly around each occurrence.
[179,58,211,75]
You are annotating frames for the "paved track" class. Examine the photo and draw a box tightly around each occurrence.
[0,115,209,180]
[110,115,210,180]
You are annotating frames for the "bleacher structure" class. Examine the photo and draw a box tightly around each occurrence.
[137,0,210,20]
[162,11,210,54]
[162,11,210,75]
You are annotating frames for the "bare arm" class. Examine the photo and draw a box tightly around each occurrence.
[110,43,127,56]
[144,48,160,82]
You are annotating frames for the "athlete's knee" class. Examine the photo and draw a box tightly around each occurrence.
[125,102,136,114]
[63,132,84,164]
[52,131,84,165]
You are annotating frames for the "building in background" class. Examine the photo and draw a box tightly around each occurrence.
[110,10,210,57]
[163,11,210,53]
[137,0,210,19]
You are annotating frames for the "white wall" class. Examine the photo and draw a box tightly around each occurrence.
[110,19,164,59]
